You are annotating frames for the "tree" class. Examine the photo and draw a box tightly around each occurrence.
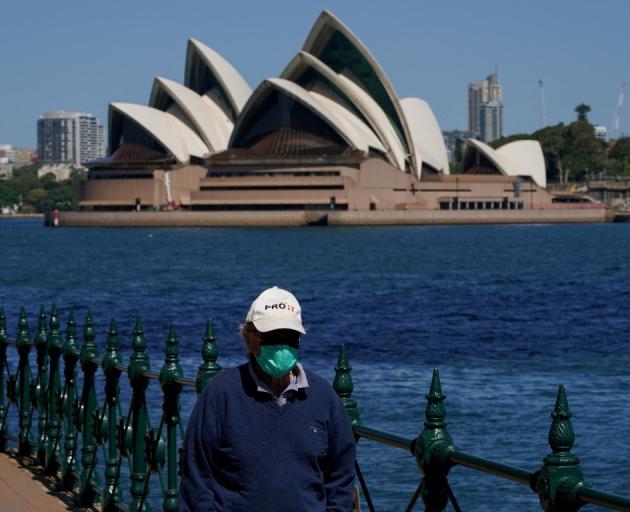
[491,133,531,149]
[0,163,85,212]
[608,137,630,160]
[575,103,591,122]
[0,183,20,207]
[561,120,606,180]
[530,119,607,182]
[607,137,630,175]
[533,124,567,182]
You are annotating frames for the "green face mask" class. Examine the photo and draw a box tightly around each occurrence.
[256,345,298,378]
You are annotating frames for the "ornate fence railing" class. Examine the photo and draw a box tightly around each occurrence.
[0,305,629,511]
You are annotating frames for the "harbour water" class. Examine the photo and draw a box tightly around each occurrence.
[1,219,629,510]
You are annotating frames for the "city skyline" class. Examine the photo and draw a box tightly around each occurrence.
[1,0,628,148]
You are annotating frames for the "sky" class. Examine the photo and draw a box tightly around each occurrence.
[1,0,629,148]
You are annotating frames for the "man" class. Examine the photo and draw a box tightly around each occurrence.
[180,286,356,511]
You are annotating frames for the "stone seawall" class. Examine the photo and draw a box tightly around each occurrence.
[48,209,610,227]
[50,211,328,227]
[327,209,609,225]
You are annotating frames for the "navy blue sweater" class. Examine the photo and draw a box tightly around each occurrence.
[179,363,356,511]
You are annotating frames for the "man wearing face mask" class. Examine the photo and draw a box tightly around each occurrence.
[180,286,356,512]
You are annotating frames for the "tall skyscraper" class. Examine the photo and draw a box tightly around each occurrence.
[480,101,503,143]
[37,111,105,166]
[468,71,503,143]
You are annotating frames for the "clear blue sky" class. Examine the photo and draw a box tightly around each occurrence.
[2,0,628,148]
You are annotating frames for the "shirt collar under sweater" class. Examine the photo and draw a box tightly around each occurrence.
[247,356,309,407]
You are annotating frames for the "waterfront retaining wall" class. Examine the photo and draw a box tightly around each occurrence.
[52,211,327,227]
[327,208,609,225]
[49,208,610,227]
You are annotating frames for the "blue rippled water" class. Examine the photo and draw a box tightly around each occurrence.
[1,219,629,510]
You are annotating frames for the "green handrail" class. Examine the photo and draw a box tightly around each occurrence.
[101,319,124,511]
[332,361,630,512]
[79,310,100,505]
[45,304,62,475]
[0,305,629,511]
[0,308,9,451]
[33,306,49,465]
[159,324,183,512]
[61,310,79,490]
[16,307,34,456]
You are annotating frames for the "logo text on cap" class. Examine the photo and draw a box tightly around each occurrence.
[264,302,295,312]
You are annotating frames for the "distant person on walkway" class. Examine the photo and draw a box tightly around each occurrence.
[180,286,356,511]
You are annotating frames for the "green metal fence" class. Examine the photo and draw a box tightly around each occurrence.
[0,305,629,511]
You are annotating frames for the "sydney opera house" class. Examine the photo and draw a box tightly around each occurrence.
[81,11,557,213]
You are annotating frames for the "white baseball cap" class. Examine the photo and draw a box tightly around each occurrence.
[246,286,306,334]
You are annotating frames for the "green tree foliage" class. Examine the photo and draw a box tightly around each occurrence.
[575,103,591,122]
[0,165,84,212]
[561,121,606,179]
[0,183,20,207]
[530,124,566,182]
[491,133,531,148]
[490,108,628,181]
[533,121,607,181]
[607,137,630,175]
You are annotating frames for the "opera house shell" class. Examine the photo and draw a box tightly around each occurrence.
[81,10,555,213]
[461,139,547,188]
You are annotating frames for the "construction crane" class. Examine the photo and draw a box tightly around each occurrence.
[611,80,627,140]
[538,80,548,127]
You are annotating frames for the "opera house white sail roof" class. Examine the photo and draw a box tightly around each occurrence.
[462,139,547,188]
[103,10,454,178]
[401,97,450,177]
[184,38,251,120]
[281,51,407,170]
[149,76,232,152]
[106,40,251,165]
[302,11,414,157]
[232,9,449,177]
[109,103,209,164]
[231,78,386,155]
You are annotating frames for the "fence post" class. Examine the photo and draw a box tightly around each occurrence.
[160,324,183,512]
[333,344,360,425]
[128,318,150,512]
[46,304,63,474]
[532,385,585,512]
[16,307,34,456]
[61,310,79,489]
[415,369,455,512]
[196,319,221,394]
[78,310,100,505]
[101,319,123,511]
[0,308,8,452]
[34,306,49,465]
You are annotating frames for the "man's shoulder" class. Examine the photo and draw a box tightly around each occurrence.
[303,367,338,397]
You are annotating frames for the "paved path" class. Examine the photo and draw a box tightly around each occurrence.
[0,453,72,511]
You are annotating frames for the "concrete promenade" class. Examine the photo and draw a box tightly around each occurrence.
[0,453,73,511]
[49,207,610,227]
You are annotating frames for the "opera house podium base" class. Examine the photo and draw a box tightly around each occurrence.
[49,208,608,228]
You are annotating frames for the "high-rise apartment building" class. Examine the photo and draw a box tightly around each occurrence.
[468,71,503,143]
[37,111,105,166]
[480,101,503,143]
